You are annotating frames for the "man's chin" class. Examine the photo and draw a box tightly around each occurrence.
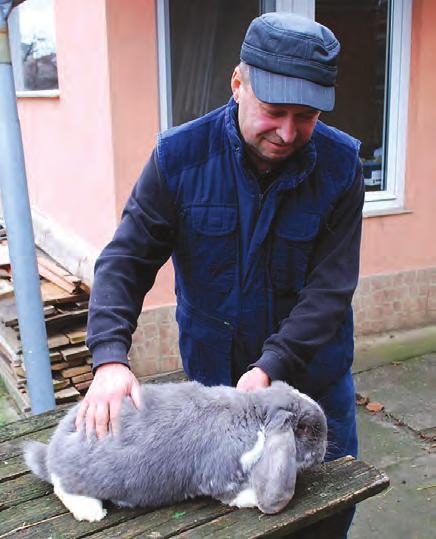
[258,150,295,164]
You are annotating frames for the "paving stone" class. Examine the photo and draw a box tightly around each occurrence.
[354,354,436,434]
[350,355,436,539]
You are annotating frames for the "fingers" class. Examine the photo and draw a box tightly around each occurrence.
[130,380,142,409]
[237,368,271,392]
[95,401,110,440]
[109,398,122,437]
[75,399,89,431]
[85,402,97,439]
[74,363,140,441]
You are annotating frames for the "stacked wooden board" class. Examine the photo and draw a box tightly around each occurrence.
[0,229,93,413]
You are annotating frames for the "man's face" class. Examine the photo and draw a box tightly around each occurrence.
[231,66,320,170]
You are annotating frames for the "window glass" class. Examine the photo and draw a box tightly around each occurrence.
[9,0,58,92]
[169,0,259,126]
[315,0,389,192]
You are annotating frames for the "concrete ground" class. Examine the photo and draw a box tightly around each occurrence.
[350,330,436,539]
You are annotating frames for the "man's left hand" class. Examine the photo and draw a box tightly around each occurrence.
[236,367,270,392]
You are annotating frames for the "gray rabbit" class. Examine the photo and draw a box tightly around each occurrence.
[24,380,327,522]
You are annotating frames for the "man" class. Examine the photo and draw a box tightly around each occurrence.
[78,12,364,538]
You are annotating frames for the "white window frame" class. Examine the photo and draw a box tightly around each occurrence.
[156,0,172,130]
[276,0,413,214]
[156,0,412,214]
[8,0,60,98]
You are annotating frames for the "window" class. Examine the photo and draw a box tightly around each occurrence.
[311,0,412,211]
[158,0,261,128]
[9,0,59,95]
[157,0,412,211]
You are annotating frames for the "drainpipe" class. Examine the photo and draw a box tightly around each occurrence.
[0,0,55,414]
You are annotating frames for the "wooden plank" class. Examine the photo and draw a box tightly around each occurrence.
[51,362,68,372]
[0,454,28,484]
[60,345,90,362]
[60,365,91,378]
[65,329,87,345]
[38,264,77,294]
[0,473,53,510]
[0,498,227,539]
[75,380,92,392]
[86,499,233,539]
[52,378,70,391]
[138,369,188,385]
[2,503,149,538]
[40,281,88,306]
[71,372,93,384]
[0,244,10,266]
[0,408,67,444]
[47,334,70,349]
[55,387,80,402]
[0,428,55,461]
[173,457,390,539]
[0,493,68,536]
[38,257,81,284]
[45,309,88,332]
[49,351,63,363]
[37,258,79,295]
[0,279,14,299]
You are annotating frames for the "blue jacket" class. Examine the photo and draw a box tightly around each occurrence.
[88,99,364,397]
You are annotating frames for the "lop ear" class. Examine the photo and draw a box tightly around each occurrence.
[266,408,297,434]
[250,430,297,514]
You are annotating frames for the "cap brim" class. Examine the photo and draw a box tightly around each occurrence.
[248,65,335,112]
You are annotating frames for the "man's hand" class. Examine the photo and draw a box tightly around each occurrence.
[236,367,271,392]
[75,362,141,439]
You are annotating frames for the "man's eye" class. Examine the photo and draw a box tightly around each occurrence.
[299,112,319,121]
[265,109,281,117]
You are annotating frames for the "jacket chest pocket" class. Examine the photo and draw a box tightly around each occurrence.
[270,212,320,292]
[182,205,237,295]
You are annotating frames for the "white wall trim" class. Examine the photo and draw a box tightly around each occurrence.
[276,0,315,19]
[156,0,172,131]
[31,209,99,286]
[16,89,60,98]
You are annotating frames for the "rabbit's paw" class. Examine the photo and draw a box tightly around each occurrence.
[229,487,258,508]
[52,474,108,522]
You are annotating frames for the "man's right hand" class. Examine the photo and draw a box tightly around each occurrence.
[75,362,141,440]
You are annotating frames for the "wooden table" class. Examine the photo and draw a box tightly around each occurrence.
[0,408,389,538]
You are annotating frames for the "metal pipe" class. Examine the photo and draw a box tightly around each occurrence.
[0,0,55,414]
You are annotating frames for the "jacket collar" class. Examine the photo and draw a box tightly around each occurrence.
[224,97,317,191]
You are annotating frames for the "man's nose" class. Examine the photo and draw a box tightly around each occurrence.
[276,117,297,144]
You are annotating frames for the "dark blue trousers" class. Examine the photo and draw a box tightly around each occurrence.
[288,369,358,539]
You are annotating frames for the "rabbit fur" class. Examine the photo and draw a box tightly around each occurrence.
[24,380,327,522]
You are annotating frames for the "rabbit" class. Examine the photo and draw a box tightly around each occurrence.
[24,380,327,522]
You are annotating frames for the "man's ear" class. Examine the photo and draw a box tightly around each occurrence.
[231,67,242,103]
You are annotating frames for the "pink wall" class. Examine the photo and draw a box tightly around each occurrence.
[18,0,118,249]
[105,0,160,217]
[359,0,436,277]
[104,0,176,308]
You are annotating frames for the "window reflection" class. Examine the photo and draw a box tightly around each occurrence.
[10,0,58,92]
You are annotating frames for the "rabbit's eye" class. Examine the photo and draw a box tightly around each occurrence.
[296,423,312,436]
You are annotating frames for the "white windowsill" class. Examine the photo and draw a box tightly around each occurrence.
[363,206,412,219]
[16,89,60,98]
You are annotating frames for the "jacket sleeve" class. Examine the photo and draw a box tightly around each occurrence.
[86,150,176,370]
[251,160,365,382]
